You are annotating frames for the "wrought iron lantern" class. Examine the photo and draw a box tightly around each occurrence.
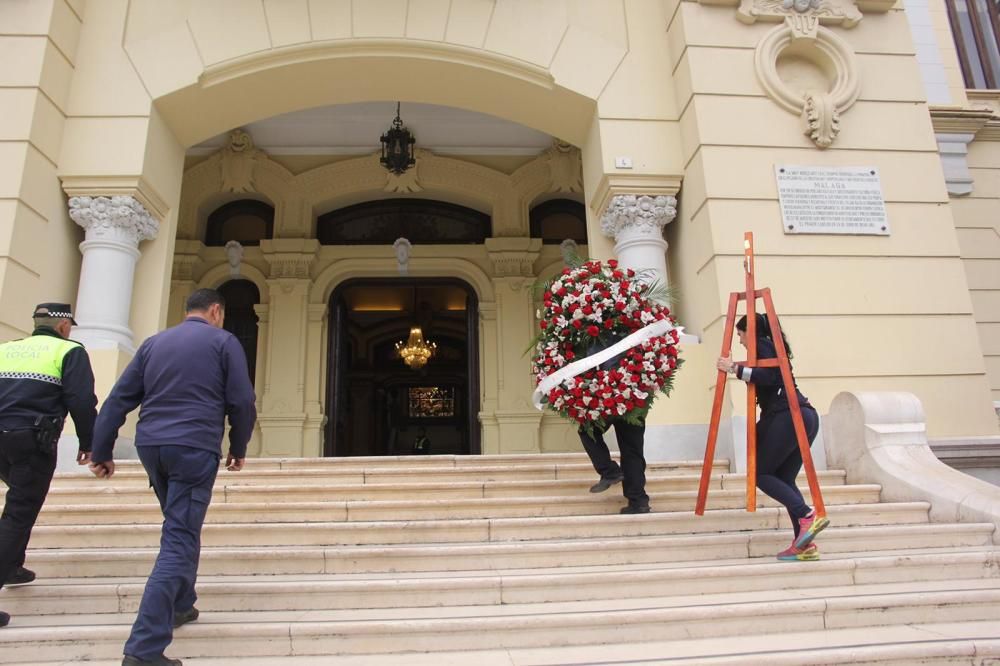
[395,326,436,370]
[379,102,416,175]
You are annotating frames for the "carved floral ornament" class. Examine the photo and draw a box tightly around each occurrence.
[68,195,159,246]
[600,195,677,241]
[699,0,892,148]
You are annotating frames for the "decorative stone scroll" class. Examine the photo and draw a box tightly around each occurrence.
[699,0,893,148]
[599,194,677,290]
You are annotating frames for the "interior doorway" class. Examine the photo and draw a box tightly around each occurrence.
[325,278,480,457]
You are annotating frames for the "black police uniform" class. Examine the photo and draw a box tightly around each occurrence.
[0,304,98,620]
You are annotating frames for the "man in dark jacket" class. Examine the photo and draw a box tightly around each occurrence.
[0,302,98,628]
[89,288,257,666]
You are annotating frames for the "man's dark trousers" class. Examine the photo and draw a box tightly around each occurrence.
[579,420,649,508]
[125,445,219,659]
[0,430,56,591]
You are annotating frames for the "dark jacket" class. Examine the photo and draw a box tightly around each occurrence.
[743,337,812,417]
[0,327,98,450]
[91,317,257,463]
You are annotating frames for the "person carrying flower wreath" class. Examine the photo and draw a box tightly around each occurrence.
[716,313,828,561]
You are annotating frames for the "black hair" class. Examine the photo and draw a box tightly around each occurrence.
[185,288,226,313]
[736,312,793,359]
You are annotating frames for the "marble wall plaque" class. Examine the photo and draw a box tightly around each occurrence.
[775,165,890,235]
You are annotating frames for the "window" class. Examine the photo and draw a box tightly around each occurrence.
[205,200,274,246]
[317,199,491,245]
[946,0,1000,89]
[529,199,587,245]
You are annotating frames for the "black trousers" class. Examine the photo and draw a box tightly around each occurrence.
[0,429,56,592]
[579,420,649,508]
[755,406,820,536]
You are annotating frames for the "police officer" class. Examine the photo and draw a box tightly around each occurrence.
[89,288,256,666]
[0,303,98,627]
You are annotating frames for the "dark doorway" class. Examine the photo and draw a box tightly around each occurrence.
[218,279,260,385]
[325,278,480,457]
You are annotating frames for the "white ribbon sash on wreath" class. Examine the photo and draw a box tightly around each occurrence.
[532,319,679,410]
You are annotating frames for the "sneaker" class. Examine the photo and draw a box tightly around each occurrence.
[777,543,819,562]
[619,504,651,514]
[794,512,830,550]
[173,606,199,628]
[0,610,9,627]
[5,567,35,586]
[122,655,182,666]
[589,474,624,493]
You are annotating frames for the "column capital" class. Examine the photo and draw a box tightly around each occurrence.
[484,237,542,277]
[600,194,677,241]
[68,195,159,246]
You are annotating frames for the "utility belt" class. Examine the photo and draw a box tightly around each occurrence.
[0,416,63,456]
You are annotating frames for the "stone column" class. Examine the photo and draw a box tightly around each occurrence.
[68,195,159,351]
[257,239,318,457]
[600,194,677,288]
[303,303,329,456]
[485,237,543,453]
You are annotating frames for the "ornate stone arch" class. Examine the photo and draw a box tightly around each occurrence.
[198,262,270,304]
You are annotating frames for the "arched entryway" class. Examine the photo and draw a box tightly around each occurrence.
[326,277,480,458]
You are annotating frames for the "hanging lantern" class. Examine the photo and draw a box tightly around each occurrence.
[379,102,416,175]
[395,326,436,369]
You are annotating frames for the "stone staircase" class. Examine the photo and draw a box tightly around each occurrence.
[2,453,999,665]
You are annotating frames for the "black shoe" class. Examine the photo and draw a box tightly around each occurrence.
[173,606,199,628]
[589,474,624,493]
[5,567,35,586]
[122,655,182,666]
[620,504,651,514]
[0,611,9,627]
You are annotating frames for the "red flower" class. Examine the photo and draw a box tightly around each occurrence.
[614,302,626,312]
[572,320,583,330]
[608,259,618,268]
[565,350,576,360]
[587,325,600,337]
[582,305,594,315]
[603,319,614,329]
[539,320,548,329]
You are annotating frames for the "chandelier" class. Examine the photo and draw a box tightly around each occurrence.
[396,326,436,369]
[379,102,416,175]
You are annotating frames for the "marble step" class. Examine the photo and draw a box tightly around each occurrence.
[24,524,995,578]
[34,484,884,525]
[106,453,729,471]
[26,502,931,549]
[21,620,1000,665]
[4,581,999,662]
[45,460,735,488]
[5,550,999,617]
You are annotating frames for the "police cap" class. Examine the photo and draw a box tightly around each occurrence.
[32,302,78,325]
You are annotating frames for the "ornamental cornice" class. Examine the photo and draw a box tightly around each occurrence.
[61,176,170,222]
[929,106,996,135]
[589,174,682,224]
[599,195,677,241]
[260,238,320,280]
[68,195,159,245]
[485,237,543,278]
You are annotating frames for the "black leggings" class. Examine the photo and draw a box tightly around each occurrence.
[755,406,820,537]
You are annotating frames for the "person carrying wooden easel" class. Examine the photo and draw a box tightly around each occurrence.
[716,313,829,561]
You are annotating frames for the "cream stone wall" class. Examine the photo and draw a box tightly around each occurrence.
[0,0,83,339]
[666,0,997,437]
[2,0,997,460]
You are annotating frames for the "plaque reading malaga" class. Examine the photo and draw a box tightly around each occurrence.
[775,165,890,236]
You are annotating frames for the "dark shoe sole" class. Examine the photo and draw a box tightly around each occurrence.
[589,476,624,493]
[620,505,651,514]
[5,567,35,586]
[122,655,183,666]
[173,606,199,628]
[0,611,9,628]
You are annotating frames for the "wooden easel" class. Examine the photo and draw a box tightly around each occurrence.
[695,232,826,518]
